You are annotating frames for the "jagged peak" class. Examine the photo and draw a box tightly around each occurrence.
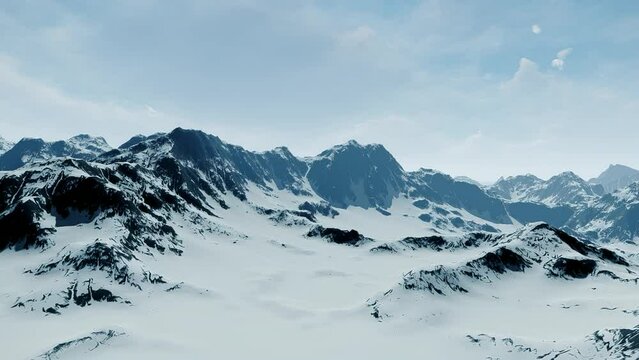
[606,164,637,171]
[261,146,295,159]
[15,137,46,145]
[320,139,387,154]
[551,170,583,180]
[495,173,543,183]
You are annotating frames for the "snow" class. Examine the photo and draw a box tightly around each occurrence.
[2,189,638,359]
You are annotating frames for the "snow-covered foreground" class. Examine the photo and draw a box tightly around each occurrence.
[2,197,639,360]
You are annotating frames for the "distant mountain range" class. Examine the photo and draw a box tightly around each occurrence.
[0,134,111,170]
[1,128,638,244]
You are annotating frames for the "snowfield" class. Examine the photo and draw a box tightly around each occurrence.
[2,190,638,359]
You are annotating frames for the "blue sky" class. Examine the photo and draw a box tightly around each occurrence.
[0,0,638,182]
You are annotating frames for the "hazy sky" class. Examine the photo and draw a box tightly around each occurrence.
[1,0,638,182]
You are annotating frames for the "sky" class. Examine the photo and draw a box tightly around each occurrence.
[0,0,638,183]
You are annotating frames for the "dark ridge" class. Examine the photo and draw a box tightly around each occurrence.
[506,201,574,227]
[550,258,597,279]
[472,247,531,274]
[0,138,46,170]
[412,199,430,209]
[298,201,339,218]
[403,267,468,295]
[307,226,369,246]
[0,198,54,252]
[530,223,629,266]
[67,281,120,307]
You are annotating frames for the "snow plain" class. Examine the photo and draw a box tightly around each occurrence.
[1,185,638,360]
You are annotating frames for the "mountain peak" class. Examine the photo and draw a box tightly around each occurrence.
[308,140,405,209]
[0,136,14,155]
[589,164,639,193]
[0,135,112,171]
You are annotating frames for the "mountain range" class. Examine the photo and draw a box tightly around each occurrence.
[1,127,639,359]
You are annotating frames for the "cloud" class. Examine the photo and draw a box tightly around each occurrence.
[0,55,185,145]
[531,24,541,34]
[501,58,546,90]
[337,25,376,47]
[551,47,573,70]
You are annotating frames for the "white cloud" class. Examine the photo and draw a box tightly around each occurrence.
[551,47,573,70]
[531,24,541,34]
[0,55,185,145]
[551,58,565,70]
[502,58,546,90]
[337,25,376,47]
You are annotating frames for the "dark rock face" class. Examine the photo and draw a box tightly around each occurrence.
[33,241,168,287]
[533,223,630,266]
[474,247,531,274]
[0,198,53,251]
[412,199,430,209]
[306,141,406,209]
[408,169,512,224]
[371,235,447,253]
[12,279,127,314]
[69,281,120,307]
[107,128,311,209]
[550,258,597,279]
[0,138,47,170]
[506,202,574,228]
[306,226,370,246]
[298,201,339,218]
[394,223,635,299]
[118,133,165,149]
[404,267,468,295]
[0,158,183,256]
[591,326,639,355]
[402,246,531,296]
[372,232,499,253]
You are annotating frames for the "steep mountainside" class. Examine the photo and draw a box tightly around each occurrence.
[566,182,639,242]
[408,169,511,225]
[306,140,405,209]
[590,164,639,193]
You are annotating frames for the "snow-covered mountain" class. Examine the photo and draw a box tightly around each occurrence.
[1,127,639,359]
[0,136,14,155]
[454,175,483,187]
[590,164,639,194]
[566,182,639,242]
[489,172,604,208]
[371,223,639,358]
[306,140,405,209]
[0,134,112,170]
